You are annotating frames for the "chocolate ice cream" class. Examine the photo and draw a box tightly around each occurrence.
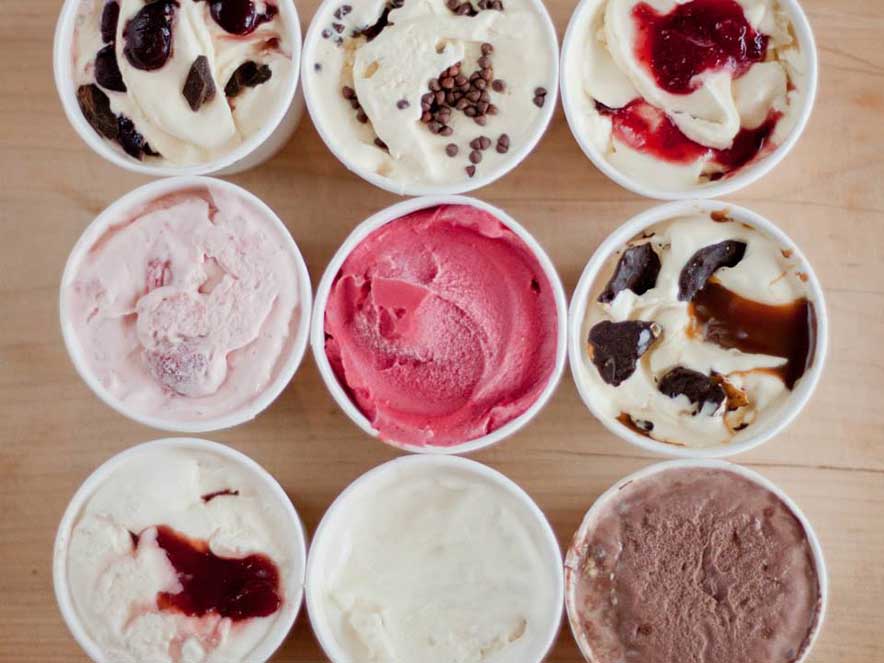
[566,467,821,663]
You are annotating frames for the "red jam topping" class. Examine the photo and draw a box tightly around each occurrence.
[633,0,768,94]
[132,525,282,621]
[596,100,780,175]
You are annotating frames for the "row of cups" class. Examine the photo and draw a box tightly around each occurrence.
[61,176,828,459]
[53,0,818,199]
[55,439,828,663]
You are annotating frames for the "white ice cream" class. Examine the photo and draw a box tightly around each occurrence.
[309,459,562,663]
[306,0,557,190]
[60,445,303,663]
[577,211,813,448]
[563,0,807,191]
[72,0,295,165]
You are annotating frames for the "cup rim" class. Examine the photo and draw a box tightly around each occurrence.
[564,458,828,663]
[305,453,565,663]
[567,199,829,459]
[300,0,560,196]
[310,194,568,455]
[558,0,819,201]
[52,0,303,176]
[59,175,313,433]
[52,437,309,663]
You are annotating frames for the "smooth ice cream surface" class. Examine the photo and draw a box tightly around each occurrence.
[564,0,806,191]
[312,461,561,663]
[72,0,295,164]
[577,211,815,448]
[62,446,301,663]
[324,204,558,447]
[307,0,556,189]
[566,467,821,663]
[64,186,301,423]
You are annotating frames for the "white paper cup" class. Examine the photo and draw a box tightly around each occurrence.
[311,195,568,454]
[53,0,304,176]
[559,0,818,200]
[53,437,308,663]
[568,200,828,458]
[306,454,564,662]
[60,176,313,433]
[564,459,827,663]
[300,0,559,196]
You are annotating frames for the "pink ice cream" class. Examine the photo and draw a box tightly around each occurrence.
[324,204,558,447]
[64,186,302,423]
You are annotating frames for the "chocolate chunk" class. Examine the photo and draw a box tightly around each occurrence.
[224,60,272,98]
[182,55,216,111]
[598,243,662,304]
[659,367,726,414]
[678,240,747,301]
[94,44,127,92]
[77,84,118,140]
[588,320,660,387]
[117,115,147,159]
[101,1,120,43]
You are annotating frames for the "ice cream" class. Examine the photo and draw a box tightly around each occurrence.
[58,444,303,662]
[305,0,557,191]
[71,0,296,165]
[323,204,559,447]
[576,210,816,448]
[63,184,303,425]
[308,458,562,663]
[562,0,808,191]
[566,466,822,663]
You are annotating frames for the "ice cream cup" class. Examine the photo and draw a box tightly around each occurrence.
[53,0,303,176]
[300,0,559,196]
[306,454,565,662]
[60,176,313,433]
[53,437,309,663]
[564,458,828,663]
[559,0,818,201]
[311,195,568,455]
[568,199,828,459]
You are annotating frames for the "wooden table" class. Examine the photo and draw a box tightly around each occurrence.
[1,1,882,661]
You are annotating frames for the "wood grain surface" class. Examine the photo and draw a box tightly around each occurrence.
[1,1,882,661]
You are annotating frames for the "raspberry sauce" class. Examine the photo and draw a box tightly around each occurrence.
[134,525,282,621]
[632,0,768,94]
[596,100,780,174]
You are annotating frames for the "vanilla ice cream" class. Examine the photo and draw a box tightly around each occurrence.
[62,184,304,425]
[576,210,816,448]
[563,0,808,191]
[304,0,557,191]
[71,0,296,165]
[56,442,304,663]
[307,457,563,663]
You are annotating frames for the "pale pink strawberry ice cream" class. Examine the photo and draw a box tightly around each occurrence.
[324,204,558,447]
[63,186,302,424]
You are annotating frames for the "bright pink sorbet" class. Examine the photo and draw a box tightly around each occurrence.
[324,205,558,448]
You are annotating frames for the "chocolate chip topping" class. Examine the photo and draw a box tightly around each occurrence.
[598,243,662,304]
[677,240,747,301]
[224,60,272,98]
[77,84,118,140]
[182,55,216,111]
[588,320,661,387]
[658,367,726,414]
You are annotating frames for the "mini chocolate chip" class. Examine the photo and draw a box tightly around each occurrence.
[182,55,216,112]
[496,142,508,153]
[396,98,410,109]
[534,86,547,97]
[469,150,482,164]
[467,90,481,102]
[428,121,442,134]
[446,143,459,157]
[464,106,477,117]
[441,76,455,90]
[481,42,494,55]
[333,7,343,18]
[497,133,510,147]
[350,98,361,109]
[435,90,446,105]
[456,98,470,110]
[455,74,468,86]
[466,165,476,177]
[486,103,498,115]
[448,64,461,77]
[481,68,493,81]
[356,110,368,123]
[342,86,356,99]
[492,79,506,92]
[532,94,545,107]
[477,101,489,114]
[474,114,487,125]
[322,28,332,38]
[333,22,344,33]
[374,137,388,150]
[421,111,432,123]
[341,4,352,13]
[77,84,118,140]
[421,92,434,105]
[429,79,441,92]
[314,62,322,71]
[479,91,490,102]
[477,56,491,69]
[474,78,487,90]
[479,136,491,150]
[440,125,453,136]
